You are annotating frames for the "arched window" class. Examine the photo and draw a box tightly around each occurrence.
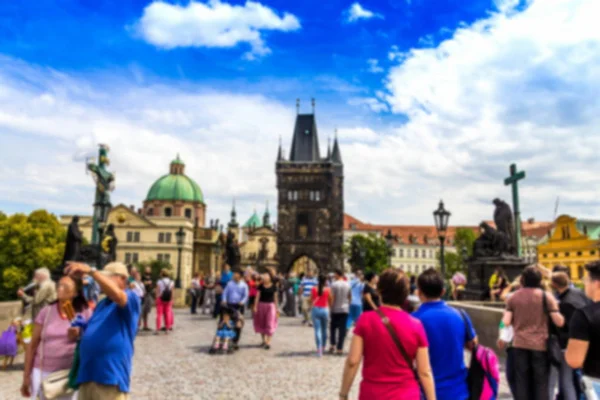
[147,208,154,216]
[164,207,172,217]
[185,208,192,219]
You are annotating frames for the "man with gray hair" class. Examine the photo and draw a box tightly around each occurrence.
[17,267,56,320]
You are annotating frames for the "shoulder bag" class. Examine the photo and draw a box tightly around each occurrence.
[542,290,562,367]
[41,305,74,400]
[375,309,425,399]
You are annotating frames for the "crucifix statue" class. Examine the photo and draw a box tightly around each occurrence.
[504,163,526,257]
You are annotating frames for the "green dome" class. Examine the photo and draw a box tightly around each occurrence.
[146,174,204,203]
[243,211,262,228]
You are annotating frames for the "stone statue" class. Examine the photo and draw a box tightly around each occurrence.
[87,144,115,245]
[101,223,118,262]
[225,231,241,268]
[493,198,516,254]
[62,216,82,267]
[258,237,269,263]
[473,222,511,258]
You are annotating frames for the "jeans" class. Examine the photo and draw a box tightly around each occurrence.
[311,307,329,350]
[330,313,348,351]
[513,348,550,400]
[505,348,517,397]
[548,351,578,400]
[347,304,362,328]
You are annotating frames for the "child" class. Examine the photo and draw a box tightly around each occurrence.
[210,308,236,354]
[0,317,21,370]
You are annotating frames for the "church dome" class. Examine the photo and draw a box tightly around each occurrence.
[145,155,204,203]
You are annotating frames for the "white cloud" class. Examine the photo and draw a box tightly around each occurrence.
[348,97,389,113]
[337,127,380,143]
[133,0,301,59]
[345,3,383,23]
[367,59,384,73]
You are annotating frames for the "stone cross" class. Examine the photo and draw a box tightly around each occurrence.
[504,163,526,257]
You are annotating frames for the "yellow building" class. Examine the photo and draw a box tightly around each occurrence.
[237,205,278,270]
[537,215,600,281]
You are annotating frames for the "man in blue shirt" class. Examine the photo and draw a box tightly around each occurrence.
[413,269,477,400]
[300,270,318,326]
[347,271,364,328]
[220,264,233,288]
[221,269,248,350]
[66,261,140,400]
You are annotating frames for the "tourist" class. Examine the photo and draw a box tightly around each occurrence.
[329,269,351,355]
[288,272,300,317]
[17,268,57,321]
[203,273,216,315]
[0,317,20,370]
[300,270,318,326]
[566,260,600,397]
[347,271,364,329]
[213,272,223,319]
[339,269,435,400]
[130,269,145,301]
[190,272,201,314]
[413,269,477,400]
[488,267,500,300]
[65,261,140,400]
[247,272,258,317]
[81,272,100,310]
[253,269,279,350]
[282,273,298,317]
[155,269,175,334]
[220,264,233,288]
[209,307,237,355]
[362,272,380,312]
[311,274,331,357]
[502,265,564,400]
[221,269,249,350]
[409,275,417,295]
[20,275,91,400]
[491,268,509,302]
[549,271,590,400]
[140,266,154,332]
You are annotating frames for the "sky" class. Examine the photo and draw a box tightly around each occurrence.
[1,0,600,226]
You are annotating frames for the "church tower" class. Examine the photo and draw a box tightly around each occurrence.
[276,100,344,272]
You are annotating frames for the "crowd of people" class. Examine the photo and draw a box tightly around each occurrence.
[3,257,600,400]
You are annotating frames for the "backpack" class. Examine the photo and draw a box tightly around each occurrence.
[460,311,500,400]
[160,279,173,302]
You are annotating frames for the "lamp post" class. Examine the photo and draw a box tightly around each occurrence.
[214,237,222,276]
[175,227,185,289]
[433,200,451,278]
[385,229,394,267]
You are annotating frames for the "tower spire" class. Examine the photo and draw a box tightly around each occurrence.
[296,98,300,114]
[332,130,342,164]
[277,135,283,161]
[263,200,271,228]
[311,98,315,114]
[228,198,238,228]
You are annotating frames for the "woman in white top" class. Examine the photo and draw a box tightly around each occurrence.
[155,269,174,334]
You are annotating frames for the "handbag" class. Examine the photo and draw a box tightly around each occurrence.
[40,304,74,400]
[375,309,426,399]
[541,289,562,367]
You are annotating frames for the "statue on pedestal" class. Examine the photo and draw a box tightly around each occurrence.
[493,198,516,254]
[225,230,241,269]
[87,144,115,246]
[101,224,118,262]
[62,216,82,266]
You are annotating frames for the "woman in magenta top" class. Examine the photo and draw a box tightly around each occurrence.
[339,269,436,400]
[311,274,332,356]
[21,275,91,400]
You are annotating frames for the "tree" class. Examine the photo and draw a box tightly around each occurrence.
[344,233,389,274]
[0,210,66,300]
[438,228,478,279]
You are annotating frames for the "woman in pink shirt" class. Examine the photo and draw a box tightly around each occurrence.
[339,269,436,400]
[311,275,332,357]
[21,275,92,400]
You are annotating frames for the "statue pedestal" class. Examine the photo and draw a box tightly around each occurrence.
[464,257,529,300]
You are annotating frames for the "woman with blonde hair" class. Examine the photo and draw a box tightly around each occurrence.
[155,269,174,334]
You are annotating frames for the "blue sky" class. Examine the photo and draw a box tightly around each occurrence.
[1,0,599,226]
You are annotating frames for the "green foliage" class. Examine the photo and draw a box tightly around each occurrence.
[137,259,173,282]
[438,228,478,279]
[344,234,389,274]
[0,210,66,300]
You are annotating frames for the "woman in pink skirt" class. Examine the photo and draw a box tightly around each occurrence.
[253,269,279,350]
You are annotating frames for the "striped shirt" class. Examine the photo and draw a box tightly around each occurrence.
[301,277,318,298]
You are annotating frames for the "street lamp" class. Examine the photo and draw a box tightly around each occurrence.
[175,227,185,289]
[385,229,394,267]
[433,200,451,278]
[214,237,222,276]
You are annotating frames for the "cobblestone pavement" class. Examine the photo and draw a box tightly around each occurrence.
[0,309,513,399]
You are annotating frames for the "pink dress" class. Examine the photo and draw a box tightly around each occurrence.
[354,306,428,400]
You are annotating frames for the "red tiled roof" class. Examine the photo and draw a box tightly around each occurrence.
[344,214,553,245]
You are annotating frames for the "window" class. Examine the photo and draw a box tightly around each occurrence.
[126,232,133,242]
[185,208,192,219]
[577,251,583,256]
[422,249,426,258]
[578,266,585,280]
[147,208,154,216]
[164,254,170,263]
[309,191,315,201]
[399,249,404,257]
[406,249,411,257]
[543,253,548,258]
[294,191,298,201]
[429,250,433,258]
[164,207,172,217]
[423,265,427,271]
[288,191,293,201]
[415,250,419,259]
[125,253,132,263]
[158,233,165,243]
[165,233,172,243]
[296,213,310,239]
[591,251,597,256]
[565,252,570,257]
[132,253,139,263]
[134,232,140,242]
[407,265,412,273]
[315,191,321,201]
[554,253,558,257]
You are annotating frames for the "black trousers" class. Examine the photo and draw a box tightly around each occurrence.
[330,313,349,351]
[227,303,244,344]
[513,348,550,400]
[190,290,198,314]
[213,294,222,318]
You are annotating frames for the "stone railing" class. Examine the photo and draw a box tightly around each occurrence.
[0,301,24,332]
[449,301,504,356]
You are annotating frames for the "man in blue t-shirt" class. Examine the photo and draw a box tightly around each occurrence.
[413,269,477,400]
[65,261,141,400]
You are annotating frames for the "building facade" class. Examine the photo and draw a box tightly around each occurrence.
[276,110,344,273]
[537,215,600,281]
